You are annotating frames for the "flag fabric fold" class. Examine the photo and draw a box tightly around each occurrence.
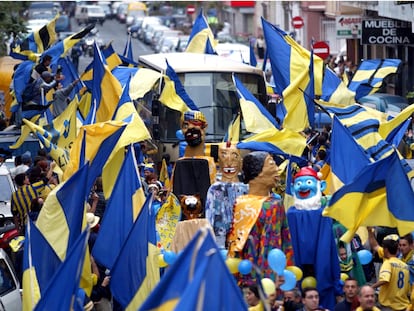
[233,75,276,133]
[159,60,199,113]
[110,193,159,310]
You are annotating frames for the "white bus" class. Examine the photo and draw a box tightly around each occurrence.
[136,52,269,161]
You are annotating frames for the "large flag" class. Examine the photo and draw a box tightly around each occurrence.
[36,163,93,295]
[348,59,402,100]
[326,104,394,161]
[86,42,122,123]
[159,60,199,113]
[102,74,151,198]
[262,18,324,131]
[322,116,371,194]
[41,24,95,66]
[63,121,127,188]
[22,219,61,311]
[323,151,414,243]
[237,127,307,158]
[33,229,89,311]
[319,67,355,107]
[11,14,59,61]
[110,194,159,310]
[379,104,414,142]
[139,228,247,310]
[185,9,217,54]
[233,75,276,133]
[93,145,146,270]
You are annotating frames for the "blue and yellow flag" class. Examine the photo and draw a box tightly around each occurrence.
[159,60,199,113]
[110,193,159,310]
[36,163,93,295]
[12,60,35,106]
[63,120,127,184]
[348,59,401,100]
[323,116,371,194]
[323,151,414,243]
[319,67,355,107]
[261,18,324,131]
[93,146,145,269]
[379,104,414,142]
[237,127,307,158]
[41,24,95,66]
[102,74,151,198]
[139,228,247,311]
[233,75,276,133]
[159,158,171,190]
[33,228,89,311]
[185,9,217,54]
[11,14,59,61]
[223,112,241,143]
[326,104,394,161]
[129,67,161,100]
[86,42,122,124]
[23,219,61,311]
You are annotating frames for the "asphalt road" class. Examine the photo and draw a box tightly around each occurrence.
[70,17,154,73]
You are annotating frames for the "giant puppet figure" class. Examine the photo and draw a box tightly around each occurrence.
[171,110,216,220]
[205,142,249,249]
[286,167,342,310]
[228,151,293,286]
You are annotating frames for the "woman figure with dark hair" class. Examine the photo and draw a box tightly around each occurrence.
[228,151,293,286]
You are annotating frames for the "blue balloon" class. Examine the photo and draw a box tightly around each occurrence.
[268,248,286,274]
[280,269,297,291]
[357,249,373,265]
[220,249,228,260]
[163,251,177,265]
[238,260,252,275]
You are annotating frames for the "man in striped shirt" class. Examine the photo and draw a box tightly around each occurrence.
[11,173,45,234]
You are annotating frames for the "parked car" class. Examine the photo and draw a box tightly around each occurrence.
[127,18,144,38]
[358,93,409,117]
[55,14,71,33]
[75,5,106,25]
[0,248,22,311]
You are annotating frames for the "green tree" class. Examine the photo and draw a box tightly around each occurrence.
[0,2,29,56]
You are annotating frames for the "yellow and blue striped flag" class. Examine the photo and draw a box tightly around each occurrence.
[348,59,401,100]
[319,67,355,107]
[11,14,59,61]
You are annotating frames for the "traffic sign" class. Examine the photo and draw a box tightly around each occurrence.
[313,41,330,60]
[292,16,304,29]
[187,5,196,14]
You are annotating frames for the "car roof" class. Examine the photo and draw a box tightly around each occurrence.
[138,52,264,75]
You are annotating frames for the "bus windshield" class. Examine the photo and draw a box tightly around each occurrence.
[153,71,266,143]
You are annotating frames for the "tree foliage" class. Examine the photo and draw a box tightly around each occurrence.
[0,1,29,56]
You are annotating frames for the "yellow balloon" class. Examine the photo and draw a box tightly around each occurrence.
[301,276,317,289]
[286,266,303,281]
[261,278,276,296]
[159,254,168,268]
[226,258,241,274]
[340,273,349,282]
